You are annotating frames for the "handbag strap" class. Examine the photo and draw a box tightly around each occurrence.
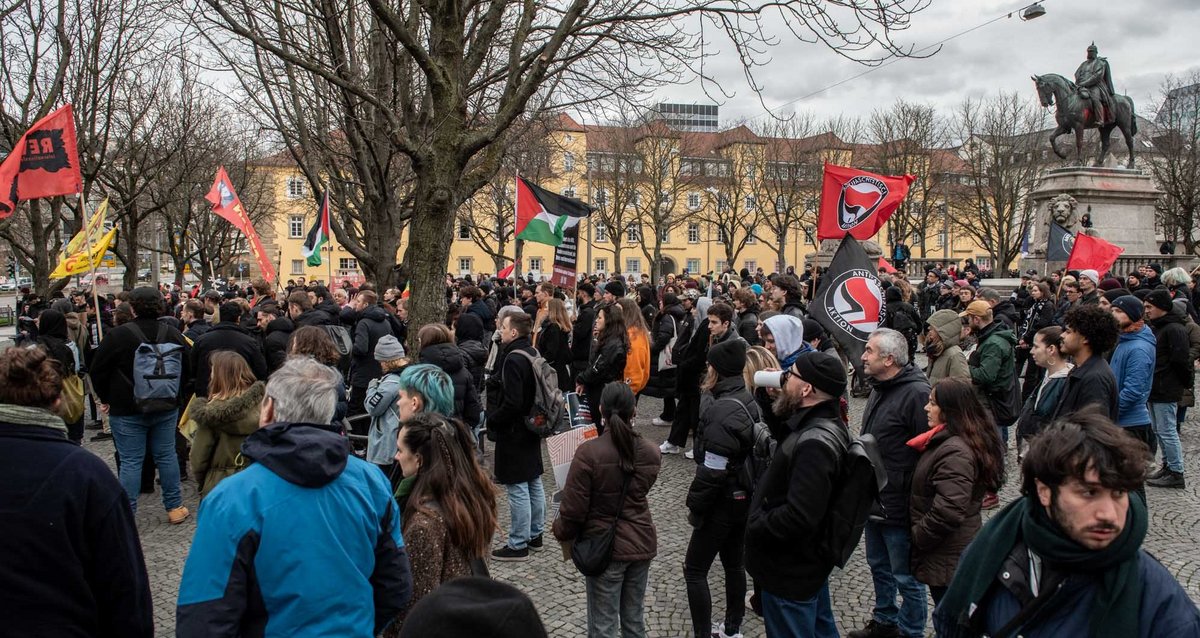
[611,470,632,524]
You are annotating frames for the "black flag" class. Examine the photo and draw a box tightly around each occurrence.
[811,237,886,377]
[1046,223,1075,261]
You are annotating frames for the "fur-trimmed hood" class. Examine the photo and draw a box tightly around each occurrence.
[191,382,265,435]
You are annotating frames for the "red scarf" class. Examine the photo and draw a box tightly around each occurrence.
[906,423,945,452]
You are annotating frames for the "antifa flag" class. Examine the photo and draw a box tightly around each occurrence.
[514,176,592,287]
[0,104,83,218]
[1046,223,1075,261]
[205,167,277,283]
[817,163,915,241]
[1066,232,1125,274]
[811,236,886,378]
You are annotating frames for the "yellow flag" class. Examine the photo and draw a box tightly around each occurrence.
[51,226,117,279]
[63,198,109,257]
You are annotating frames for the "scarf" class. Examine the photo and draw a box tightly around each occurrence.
[905,422,945,452]
[936,493,1147,638]
[0,403,67,433]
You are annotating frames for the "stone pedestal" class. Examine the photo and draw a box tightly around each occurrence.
[1021,167,1162,274]
[811,239,882,269]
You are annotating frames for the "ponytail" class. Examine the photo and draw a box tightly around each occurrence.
[599,381,639,473]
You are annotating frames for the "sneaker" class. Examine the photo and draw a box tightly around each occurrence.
[652,417,672,427]
[684,449,695,460]
[1146,471,1186,489]
[90,431,113,441]
[981,492,1000,510]
[712,624,743,638]
[491,545,530,562]
[528,534,544,551]
[659,441,683,455]
[1147,463,1169,480]
[167,507,190,524]
[85,420,103,431]
[847,620,901,638]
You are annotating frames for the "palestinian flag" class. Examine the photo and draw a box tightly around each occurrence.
[301,190,331,266]
[514,176,591,247]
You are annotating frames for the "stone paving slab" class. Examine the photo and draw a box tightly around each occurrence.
[86,388,1200,637]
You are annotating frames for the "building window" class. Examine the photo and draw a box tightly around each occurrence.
[975,256,993,270]
[716,260,728,273]
[563,151,575,172]
[290,259,305,275]
[687,192,701,210]
[716,226,728,243]
[630,191,642,207]
[457,223,470,240]
[686,258,701,273]
[744,260,757,273]
[529,257,543,272]
[659,228,670,243]
[594,258,608,274]
[745,195,756,211]
[593,188,608,206]
[458,257,472,274]
[687,223,700,243]
[562,186,576,198]
[774,195,788,212]
[594,222,608,243]
[658,191,671,207]
[745,225,757,244]
[625,258,641,274]
[286,176,307,199]
[626,224,640,243]
[803,226,816,243]
[338,258,358,271]
[288,215,304,238]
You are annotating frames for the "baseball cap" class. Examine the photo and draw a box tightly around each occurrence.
[958,300,992,318]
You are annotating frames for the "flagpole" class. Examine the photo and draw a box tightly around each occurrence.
[325,192,334,288]
[77,194,103,341]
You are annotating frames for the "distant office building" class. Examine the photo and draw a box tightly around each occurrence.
[1156,83,1198,132]
[651,102,719,132]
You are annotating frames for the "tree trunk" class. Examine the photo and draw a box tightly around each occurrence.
[121,215,140,290]
[776,229,789,272]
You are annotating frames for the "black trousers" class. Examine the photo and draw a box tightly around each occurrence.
[684,497,750,638]
[668,386,700,447]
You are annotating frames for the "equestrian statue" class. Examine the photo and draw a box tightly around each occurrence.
[1032,43,1138,168]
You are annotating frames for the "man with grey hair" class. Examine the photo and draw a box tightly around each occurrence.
[177,357,412,637]
[849,328,931,638]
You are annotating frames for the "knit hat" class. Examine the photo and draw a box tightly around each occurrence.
[1149,263,1163,275]
[1078,269,1100,285]
[708,338,748,378]
[792,351,847,398]
[801,318,826,343]
[1098,277,1123,291]
[1146,289,1174,312]
[1110,295,1143,322]
[1102,288,1132,304]
[398,577,548,638]
[374,334,406,361]
[604,280,626,298]
[750,283,764,296]
[885,286,902,302]
[954,279,970,288]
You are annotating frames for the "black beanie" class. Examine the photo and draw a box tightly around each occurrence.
[1146,289,1174,312]
[885,286,902,303]
[707,338,748,378]
[1102,288,1131,304]
[399,577,548,638]
[605,280,626,298]
[792,351,847,398]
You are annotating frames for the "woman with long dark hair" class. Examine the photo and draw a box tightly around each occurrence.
[1016,281,1056,398]
[553,382,661,638]
[535,298,574,392]
[908,377,1005,606]
[381,412,497,636]
[576,304,628,433]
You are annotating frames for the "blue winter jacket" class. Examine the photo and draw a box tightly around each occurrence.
[177,421,412,637]
[1111,325,1156,426]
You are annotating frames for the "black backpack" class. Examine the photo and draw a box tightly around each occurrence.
[783,419,888,569]
[717,397,774,493]
[323,324,353,375]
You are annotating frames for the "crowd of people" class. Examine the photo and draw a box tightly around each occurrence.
[1,259,1199,638]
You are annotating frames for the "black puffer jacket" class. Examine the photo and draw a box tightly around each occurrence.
[419,342,483,429]
[261,316,294,374]
[736,306,761,346]
[191,323,269,398]
[571,300,597,374]
[650,302,686,371]
[351,305,394,387]
[674,312,710,389]
[861,363,931,526]
[536,321,573,393]
[992,299,1020,331]
[687,377,759,517]
[1149,312,1192,403]
[458,339,488,392]
[293,308,335,327]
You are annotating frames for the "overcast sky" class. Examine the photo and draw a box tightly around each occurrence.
[641,0,1199,130]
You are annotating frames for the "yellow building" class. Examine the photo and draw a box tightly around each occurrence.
[255,114,991,285]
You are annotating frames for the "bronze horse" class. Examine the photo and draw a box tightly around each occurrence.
[1032,73,1138,168]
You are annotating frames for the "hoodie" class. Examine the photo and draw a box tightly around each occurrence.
[967,320,1018,405]
[925,309,969,384]
[763,314,809,368]
[1111,324,1156,426]
[177,422,413,637]
[419,342,483,428]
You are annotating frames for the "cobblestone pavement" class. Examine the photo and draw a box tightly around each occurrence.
[88,390,1200,637]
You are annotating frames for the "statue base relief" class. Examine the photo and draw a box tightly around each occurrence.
[1021,166,1163,275]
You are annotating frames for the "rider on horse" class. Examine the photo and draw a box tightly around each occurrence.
[1075,43,1116,126]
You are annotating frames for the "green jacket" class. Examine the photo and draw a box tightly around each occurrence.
[925,309,970,385]
[189,382,265,498]
[968,321,1017,406]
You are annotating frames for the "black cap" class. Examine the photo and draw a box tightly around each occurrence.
[399,577,548,638]
[1146,289,1173,312]
[792,351,847,398]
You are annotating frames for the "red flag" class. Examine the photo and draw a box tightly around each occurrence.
[497,263,515,280]
[205,167,277,283]
[0,104,83,218]
[817,163,915,241]
[1066,233,1124,274]
[877,257,897,273]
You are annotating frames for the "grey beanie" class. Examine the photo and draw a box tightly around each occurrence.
[374,334,406,361]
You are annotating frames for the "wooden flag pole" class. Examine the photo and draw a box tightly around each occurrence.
[77,194,103,341]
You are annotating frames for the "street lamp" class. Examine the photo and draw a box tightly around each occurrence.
[1020,3,1046,20]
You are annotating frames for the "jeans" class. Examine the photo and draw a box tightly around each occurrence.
[684,498,748,638]
[585,559,650,638]
[1177,405,1187,430]
[504,478,546,550]
[865,521,927,637]
[1123,425,1154,503]
[760,584,838,638]
[110,410,182,513]
[1149,401,1184,473]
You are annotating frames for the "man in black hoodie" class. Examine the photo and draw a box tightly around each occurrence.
[287,290,335,327]
[1144,289,1189,488]
[255,302,294,374]
[191,301,269,399]
[850,328,931,638]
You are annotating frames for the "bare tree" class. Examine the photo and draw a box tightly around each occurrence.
[586,123,645,271]
[1148,72,1200,255]
[952,92,1048,270]
[629,123,699,284]
[699,129,764,270]
[191,0,930,335]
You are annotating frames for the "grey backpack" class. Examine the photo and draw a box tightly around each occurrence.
[124,323,184,413]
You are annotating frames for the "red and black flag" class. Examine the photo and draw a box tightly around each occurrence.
[817,163,914,241]
[0,104,83,218]
[810,236,886,378]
